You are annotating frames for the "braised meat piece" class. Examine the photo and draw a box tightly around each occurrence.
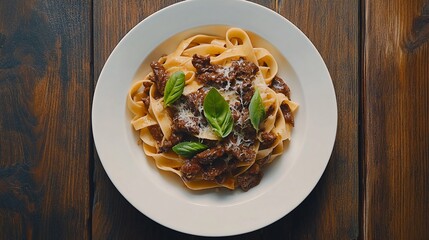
[142,96,150,109]
[192,146,225,165]
[192,54,214,74]
[148,125,163,142]
[241,86,255,107]
[150,61,168,95]
[269,76,291,99]
[172,117,200,135]
[142,81,152,89]
[223,131,257,163]
[236,164,263,191]
[266,105,275,117]
[181,160,202,180]
[192,54,230,85]
[259,132,277,149]
[231,102,242,122]
[230,58,259,81]
[149,125,182,153]
[241,122,257,141]
[280,102,295,126]
[215,173,227,184]
[229,146,257,162]
[202,159,228,181]
[170,89,207,136]
[229,58,258,107]
[192,55,259,90]
[159,132,182,153]
[184,88,206,115]
[141,81,152,106]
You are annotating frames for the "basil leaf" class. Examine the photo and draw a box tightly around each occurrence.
[164,71,185,107]
[172,141,208,158]
[249,89,266,131]
[203,88,234,138]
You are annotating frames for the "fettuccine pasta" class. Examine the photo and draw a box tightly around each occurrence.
[127,28,298,191]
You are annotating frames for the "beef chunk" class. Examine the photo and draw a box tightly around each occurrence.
[192,54,214,74]
[229,146,257,162]
[225,140,256,162]
[185,88,206,115]
[234,108,256,140]
[224,133,256,162]
[280,102,294,126]
[202,159,227,181]
[236,164,263,191]
[237,111,257,141]
[149,125,182,153]
[260,132,277,149]
[215,173,227,184]
[192,54,229,85]
[269,76,291,99]
[230,58,259,81]
[150,61,168,95]
[229,59,257,107]
[148,125,163,142]
[172,117,200,135]
[170,90,207,136]
[142,96,150,109]
[192,146,225,165]
[181,160,202,180]
[266,105,275,116]
[142,81,152,100]
[159,132,182,152]
[231,102,242,122]
[192,55,259,90]
[240,84,255,108]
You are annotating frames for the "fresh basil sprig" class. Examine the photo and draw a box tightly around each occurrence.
[249,89,266,131]
[164,71,185,107]
[203,88,234,138]
[172,141,208,158]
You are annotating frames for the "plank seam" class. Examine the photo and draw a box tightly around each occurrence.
[359,0,367,239]
[89,0,95,239]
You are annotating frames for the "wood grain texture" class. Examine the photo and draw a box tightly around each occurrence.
[92,0,359,239]
[363,0,429,239]
[0,0,92,239]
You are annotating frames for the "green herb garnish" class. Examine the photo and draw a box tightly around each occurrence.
[172,142,208,158]
[203,88,234,138]
[164,71,185,107]
[249,89,266,131]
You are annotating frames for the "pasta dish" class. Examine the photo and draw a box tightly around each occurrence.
[127,28,298,191]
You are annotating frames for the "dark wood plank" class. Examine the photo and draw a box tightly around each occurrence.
[0,0,92,239]
[363,0,429,239]
[92,0,357,239]
[273,0,360,239]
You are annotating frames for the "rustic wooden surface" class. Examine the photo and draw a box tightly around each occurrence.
[363,0,429,239]
[0,0,428,239]
[0,0,92,239]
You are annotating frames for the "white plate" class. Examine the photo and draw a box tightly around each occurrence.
[92,0,337,237]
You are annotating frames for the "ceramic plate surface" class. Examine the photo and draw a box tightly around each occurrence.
[92,0,337,236]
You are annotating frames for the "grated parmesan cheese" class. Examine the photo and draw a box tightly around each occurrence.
[176,103,199,129]
[216,67,232,78]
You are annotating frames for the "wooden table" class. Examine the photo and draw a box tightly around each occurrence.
[1,0,428,239]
